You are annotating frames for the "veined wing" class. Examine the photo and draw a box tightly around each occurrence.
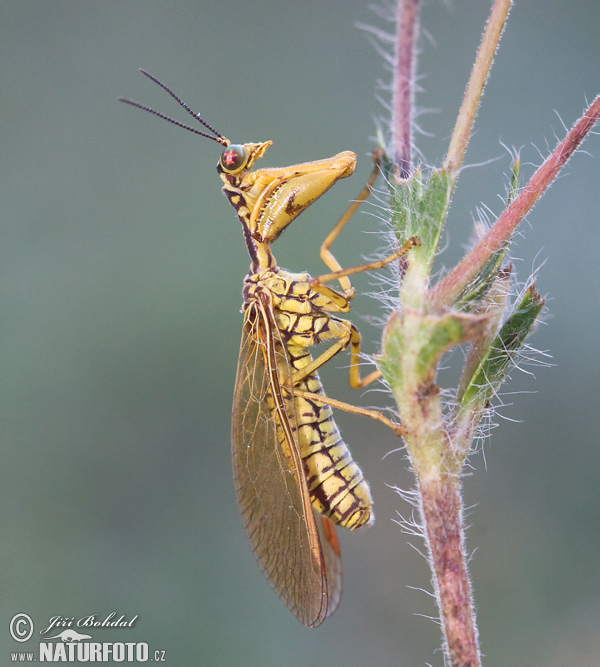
[231,294,342,627]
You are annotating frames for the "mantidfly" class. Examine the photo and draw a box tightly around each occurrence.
[120,69,417,627]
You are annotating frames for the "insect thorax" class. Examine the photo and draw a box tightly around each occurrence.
[243,269,335,344]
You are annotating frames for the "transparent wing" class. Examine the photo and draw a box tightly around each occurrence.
[315,514,343,618]
[231,299,342,627]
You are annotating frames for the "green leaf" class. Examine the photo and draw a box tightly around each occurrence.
[454,243,510,309]
[459,284,544,413]
[390,168,451,271]
[378,312,405,391]
[457,267,511,401]
[413,311,490,382]
[507,157,520,205]
[378,309,490,393]
[453,157,520,309]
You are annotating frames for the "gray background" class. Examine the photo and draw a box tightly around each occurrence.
[2,1,599,665]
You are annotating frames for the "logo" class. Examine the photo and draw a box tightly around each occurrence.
[9,614,33,643]
[45,629,93,642]
[9,612,166,663]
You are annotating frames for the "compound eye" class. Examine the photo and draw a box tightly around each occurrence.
[219,145,247,173]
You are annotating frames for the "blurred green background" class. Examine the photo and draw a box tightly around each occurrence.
[2,1,599,665]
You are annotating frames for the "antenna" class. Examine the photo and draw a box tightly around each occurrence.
[118,69,230,146]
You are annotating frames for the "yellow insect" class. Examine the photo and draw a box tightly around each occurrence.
[120,70,415,627]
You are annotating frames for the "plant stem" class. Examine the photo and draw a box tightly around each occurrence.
[420,474,480,667]
[381,1,597,664]
[392,0,421,178]
[385,2,513,665]
[444,0,512,182]
[431,94,600,306]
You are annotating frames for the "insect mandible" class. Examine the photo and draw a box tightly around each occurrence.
[120,69,416,627]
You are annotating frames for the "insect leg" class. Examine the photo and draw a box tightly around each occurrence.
[290,326,352,384]
[311,236,419,292]
[289,319,402,434]
[290,318,382,389]
[319,149,384,299]
[290,387,404,436]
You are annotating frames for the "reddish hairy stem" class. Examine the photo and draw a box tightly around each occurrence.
[392,0,420,178]
[431,95,600,305]
[420,475,481,667]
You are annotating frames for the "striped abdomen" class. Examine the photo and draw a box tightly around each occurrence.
[288,345,373,530]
